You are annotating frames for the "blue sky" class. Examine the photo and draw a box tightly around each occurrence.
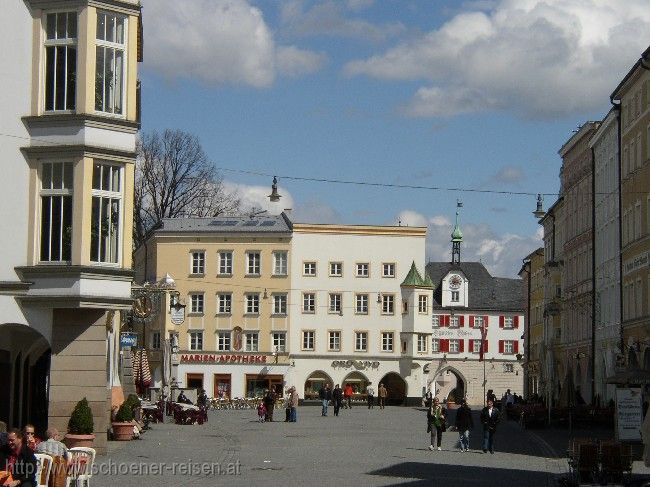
[140,0,650,277]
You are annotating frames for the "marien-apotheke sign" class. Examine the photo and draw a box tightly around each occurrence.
[181,354,267,364]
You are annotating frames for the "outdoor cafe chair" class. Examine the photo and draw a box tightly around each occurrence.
[34,453,53,487]
[67,447,95,487]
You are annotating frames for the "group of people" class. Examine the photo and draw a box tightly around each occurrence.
[0,422,70,487]
[257,387,299,423]
[365,382,388,409]
[424,392,501,454]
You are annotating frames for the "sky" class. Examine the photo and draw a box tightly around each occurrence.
[139,0,650,278]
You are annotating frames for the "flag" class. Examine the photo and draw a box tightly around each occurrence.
[479,322,487,361]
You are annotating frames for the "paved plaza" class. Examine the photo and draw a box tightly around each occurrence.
[93,406,649,486]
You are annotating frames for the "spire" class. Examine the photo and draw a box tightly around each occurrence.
[401,261,433,288]
[451,199,463,264]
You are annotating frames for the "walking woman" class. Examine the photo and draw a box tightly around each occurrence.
[427,397,446,451]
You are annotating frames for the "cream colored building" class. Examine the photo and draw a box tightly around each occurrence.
[520,248,545,398]
[135,214,293,399]
[1,0,142,453]
[611,46,650,371]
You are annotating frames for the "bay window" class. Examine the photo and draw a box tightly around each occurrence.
[45,12,77,111]
[95,11,126,114]
[90,163,122,263]
[40,162,73,262]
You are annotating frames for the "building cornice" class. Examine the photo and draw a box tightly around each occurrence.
[23,114,140,134]
[15,265,134,281]
[21,144,136,163]
[25,0,141,16]
[292,223,426,237]
[16,295,133,309]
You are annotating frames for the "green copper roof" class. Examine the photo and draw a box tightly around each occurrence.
[401,261,432,288]
[451,222,463,241]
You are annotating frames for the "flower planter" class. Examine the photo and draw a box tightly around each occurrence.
[112,422,134,441]
[64,433,95,449]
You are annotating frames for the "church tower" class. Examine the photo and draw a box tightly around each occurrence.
[451,200,463,264]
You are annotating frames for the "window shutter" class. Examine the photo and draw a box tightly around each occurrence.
[514,316,520,328]
[459,339,465,352]
[469,315,475,327]
[499,316,505,328]
[514,341,519,353]
[484,316,489,327]
[469,339,474,351]
[459,316,465,327]
[444,315,450,327]
[440,339,449,352]
[498,340,504,353]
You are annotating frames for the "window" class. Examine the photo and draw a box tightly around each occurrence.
[504,340,515,354]
[381,332,394,352]
[273,251,288,276]
[474,316,484,329]
[45,12,77,111]
[329,293,342,313]
[503,317,514,329]
[431,315,440,328]
[95,11,126,114]
[272,332,286,352]
[418,295,428,313]
[303,293,316,313]
[472,340,482,353]
[382,263,395,277]
[246,294,260,314]
[451,291,460,302]
[417,334,427,353]
[151,332,161,350]
[189,331,203,351]
[40,162,73,262]
[246,252,260,275]
[356,263,369,277]
[432,338,440,352]
[450,316,459,328]
[355,332,368,352]
[302,331,315,350]
[303,262,316,276]
[189,294,204,314]
[217,332,230,351]
[328,331,341,351]
[90,164,122,263]
[355,294,368,314]
[381,294,394,314]
[191,251,205,275]
[329,262,343,277]
[218,251,232,275]
[217,294,231,314]
[245,332,259,352]
[273,294,287,315]
[503,363,514,373]
[449,339,460,353]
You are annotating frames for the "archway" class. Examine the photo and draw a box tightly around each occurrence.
[432,367,465,405]
[341,371,369,395]
[304,370,333,400]
[0,324,51,433]
[379,372,407,405]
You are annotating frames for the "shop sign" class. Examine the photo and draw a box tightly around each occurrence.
[623,251,650,276]
[120,332,138,349]
[332,360,379,369]
[170,305,185,325]
[615,387,643,441]
[181,354,267,364]
[432,329,474,338]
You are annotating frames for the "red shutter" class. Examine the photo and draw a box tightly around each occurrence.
[469,339,474,352]
[514,316,520,328]
[459,339,465,353]
[469,315,475,327]
[459,316,465,327]
[499,316,505,328]
[444,315,450,327]
[483,340,489,353]
[498,340,504,353]
[484,316,489,327]
[440,339,449,352]
[514,341,519,353]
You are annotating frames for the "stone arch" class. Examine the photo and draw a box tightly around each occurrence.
[341,371,369,395]
[434,366,466,405]
[304,370,333,400]
[0,323,51,433]
[379,372,407,405]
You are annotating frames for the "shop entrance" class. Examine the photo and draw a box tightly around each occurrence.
[186,373,204,390]
[379,372,407,405]
[246,374,284,398]
[304,370,333,400]
[341,371,369,395]
[213,374,231,400]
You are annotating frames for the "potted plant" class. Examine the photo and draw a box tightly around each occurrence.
[112,402,135,441]
[65,398,95,448]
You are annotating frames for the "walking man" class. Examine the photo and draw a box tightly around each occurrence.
[480,398,500,453]
[378,383,387,409]
[320,384,332,416]
[332,384,343,416]
[455,399,474,452]
[289,386,298,422]
[366,382,375,409]
[344,383,354,409]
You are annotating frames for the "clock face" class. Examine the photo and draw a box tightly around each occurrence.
[449,274,462,289]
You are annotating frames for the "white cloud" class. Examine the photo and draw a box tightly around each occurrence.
[142,0,324,86]
[399,210,541,277]
[344,0,650,119]
[493,165,524,184]
[224,181,295,215]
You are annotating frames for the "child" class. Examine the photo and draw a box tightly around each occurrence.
[257,402,267,422]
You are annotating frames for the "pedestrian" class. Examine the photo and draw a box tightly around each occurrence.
[427,397,446,451]
[257,402,267,422]
[455,399,474,452]
[424,389,434,407]
[319,384,332,416]
[480,398,500,453]
[284,389,291,422]
[0,428,37,487]
[378,383,387,409]
[332,384,343,416]
[263,389,276,422]
[289,386,299,422]
[344,383,354,409]
[366,382,375,409]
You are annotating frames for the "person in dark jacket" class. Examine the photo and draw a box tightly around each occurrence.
[0,428,37,487]
[319,384,332,416]
[455,399,474,452]
[480,398,500,454]
[332,384,343,416]
[263,389,276,422]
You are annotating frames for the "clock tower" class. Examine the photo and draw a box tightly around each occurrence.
[451,200,463,264]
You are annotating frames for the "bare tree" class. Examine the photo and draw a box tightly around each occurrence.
[134,129,240,248]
